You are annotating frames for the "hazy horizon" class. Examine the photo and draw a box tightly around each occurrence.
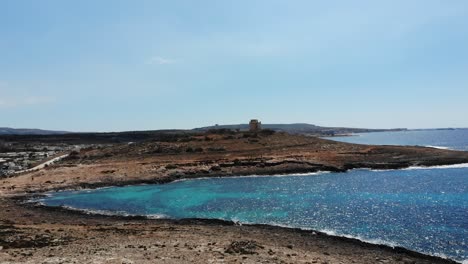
[1,1,468,131]
[3,122,468,134]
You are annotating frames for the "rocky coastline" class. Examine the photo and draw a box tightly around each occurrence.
[2,132,468,263]
[0,195,460,264]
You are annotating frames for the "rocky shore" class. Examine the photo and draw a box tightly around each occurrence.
[1,132,467,263]
[0,197,459,264]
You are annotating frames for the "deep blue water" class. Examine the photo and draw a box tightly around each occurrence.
[327,129,468,151]
[39,129,468,262]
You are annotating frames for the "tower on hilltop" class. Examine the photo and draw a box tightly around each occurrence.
[249,119,261,132]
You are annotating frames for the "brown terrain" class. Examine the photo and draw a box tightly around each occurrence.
[1,131,468,263]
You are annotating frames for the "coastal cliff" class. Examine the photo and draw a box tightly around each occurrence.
[2,132,468,194]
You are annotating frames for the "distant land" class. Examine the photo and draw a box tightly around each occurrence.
[3,124,466,137]
[0,127,69,135]
[0,124,406,137]
[194,123,407,136]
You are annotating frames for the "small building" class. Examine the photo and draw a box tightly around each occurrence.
[249,119,262,132]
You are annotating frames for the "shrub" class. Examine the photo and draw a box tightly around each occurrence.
[165,164,178,169]
[243,133,258,138]
[260,129,276,136]
[66,150,80,160]
[207,128,235,135]
[194,147,203,152]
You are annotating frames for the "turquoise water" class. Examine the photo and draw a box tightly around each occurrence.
[39,130,468,262]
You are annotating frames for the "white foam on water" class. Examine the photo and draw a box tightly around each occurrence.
[404,163,468,170]
[364,163,468,172]
[146,214,170,219]
[424,252,467,264]
[53,205,171,220]
[228,219,403,250]
[61,206,131,217]
[33,203,466,263]
[316,228,399,248]
[424,145,452,150]
[225,220,465,263]
[172,171,330,183]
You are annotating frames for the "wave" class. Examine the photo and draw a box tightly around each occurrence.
[228,219,464,263]
[171,171,330,183]
[253,223,402,248]
[176,163,468,183]
[45,205,170,219]
[146,214,170,219]
[36,202,465,263]
[404,163,468,170]
[317,228,399,248]
[233,220,465,263]
[222,218,402,251]
[424,145,452,150]
[364,163,468,172]
[60,206,135,217]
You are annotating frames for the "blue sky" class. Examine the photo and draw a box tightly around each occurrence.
[1,0,467,131]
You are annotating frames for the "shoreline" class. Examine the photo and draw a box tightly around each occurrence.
[18,162,468,263]
[10,196,462,264]
[3,133,468,263]
[16,161,468,196]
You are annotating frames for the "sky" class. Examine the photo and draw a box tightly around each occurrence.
[1,0,468,132]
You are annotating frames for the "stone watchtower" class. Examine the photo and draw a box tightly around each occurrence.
[249,119,262,132]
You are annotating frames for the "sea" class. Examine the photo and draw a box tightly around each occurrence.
[37,129,468,263]
[330,129,468,151]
